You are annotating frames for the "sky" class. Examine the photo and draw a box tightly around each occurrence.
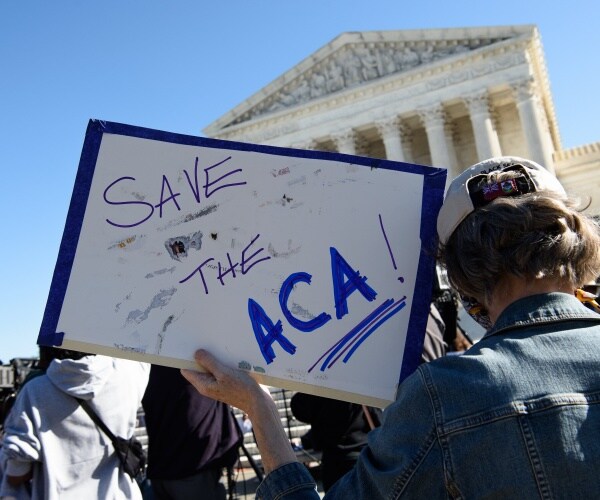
[2,0,599,362]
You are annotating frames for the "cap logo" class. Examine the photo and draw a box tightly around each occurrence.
[437,157,566,245]
[469,171,534,208]
[482,179,518,201]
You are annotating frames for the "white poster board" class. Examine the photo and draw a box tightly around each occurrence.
[39,120,446,407]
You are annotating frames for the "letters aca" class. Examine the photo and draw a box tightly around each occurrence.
[249,247,377,364]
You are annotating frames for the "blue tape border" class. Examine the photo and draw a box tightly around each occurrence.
[398,165,447,384]
[38,121,105,346]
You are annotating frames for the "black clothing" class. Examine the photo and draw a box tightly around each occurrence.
[290,394,381,491]
[141,365,240,481]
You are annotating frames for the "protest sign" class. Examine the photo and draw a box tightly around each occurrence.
[39,120,446,407]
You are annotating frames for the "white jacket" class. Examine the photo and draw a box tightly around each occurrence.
[1,356,149,500]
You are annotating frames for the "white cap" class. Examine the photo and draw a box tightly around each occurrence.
[437,156,567,245]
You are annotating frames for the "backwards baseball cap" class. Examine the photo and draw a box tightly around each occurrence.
[437,156,567,245]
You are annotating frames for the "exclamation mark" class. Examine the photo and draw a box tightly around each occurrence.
[378,214,404,282]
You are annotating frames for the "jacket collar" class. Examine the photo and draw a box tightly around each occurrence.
[486,292,600,339]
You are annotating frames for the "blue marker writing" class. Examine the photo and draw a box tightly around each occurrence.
[248,299,296,364]
[330,247,377,319]
[279,272,332,332]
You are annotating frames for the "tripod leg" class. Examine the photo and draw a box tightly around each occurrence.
[239,443,264,481]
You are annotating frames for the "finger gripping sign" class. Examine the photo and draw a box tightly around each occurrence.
[39,120,446,407]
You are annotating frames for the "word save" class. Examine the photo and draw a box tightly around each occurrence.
[102,155,247,228]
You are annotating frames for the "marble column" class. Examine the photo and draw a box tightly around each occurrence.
[398,123,414,163]
[332,129,357,155]
[418,104,455,181]
[464,91,502,160]
[444,120,460,178]
[511,79,555,172]
[375,116,406,162]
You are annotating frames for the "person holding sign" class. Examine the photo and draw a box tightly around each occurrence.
[183,156,600,498]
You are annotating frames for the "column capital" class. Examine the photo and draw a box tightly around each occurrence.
[511,78,553,170]
[331,128,357,154]
[463,91,491,116]
[465,91,502,159]
[419,103,454,175]
[510,78,538,103]
[375,117,410,162]
[331,128,356,142]
[418,103,447,129]
[375,116,400,139]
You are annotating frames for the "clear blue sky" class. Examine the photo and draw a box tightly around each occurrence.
[2,0,598,361]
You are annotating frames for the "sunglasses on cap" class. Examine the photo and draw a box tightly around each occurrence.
[467,164,536,209]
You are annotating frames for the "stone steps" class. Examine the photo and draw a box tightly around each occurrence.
[135,387,320,472]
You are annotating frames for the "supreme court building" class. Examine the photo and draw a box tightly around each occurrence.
[203,25,600,216]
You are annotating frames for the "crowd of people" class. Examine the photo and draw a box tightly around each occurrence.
[1,155,599,499]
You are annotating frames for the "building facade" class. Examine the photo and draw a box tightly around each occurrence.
[204,25,600,215]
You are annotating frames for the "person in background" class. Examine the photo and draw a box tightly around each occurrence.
[0,347,149,499]
[290,395,380,493]
[419,302,448,362]
[141,365,241,500]
[180,156,600,498]
[430,270,474,353]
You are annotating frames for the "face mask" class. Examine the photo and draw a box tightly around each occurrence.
[459,294,493,331]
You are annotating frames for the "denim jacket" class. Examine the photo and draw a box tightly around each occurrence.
[256,293,600,499]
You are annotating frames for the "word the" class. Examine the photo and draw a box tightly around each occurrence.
[103,155,247,228]
[179,234,270,294]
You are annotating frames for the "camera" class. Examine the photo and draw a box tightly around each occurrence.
[0,357,40,430]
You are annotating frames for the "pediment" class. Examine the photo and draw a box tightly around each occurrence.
[204,25,535,135]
